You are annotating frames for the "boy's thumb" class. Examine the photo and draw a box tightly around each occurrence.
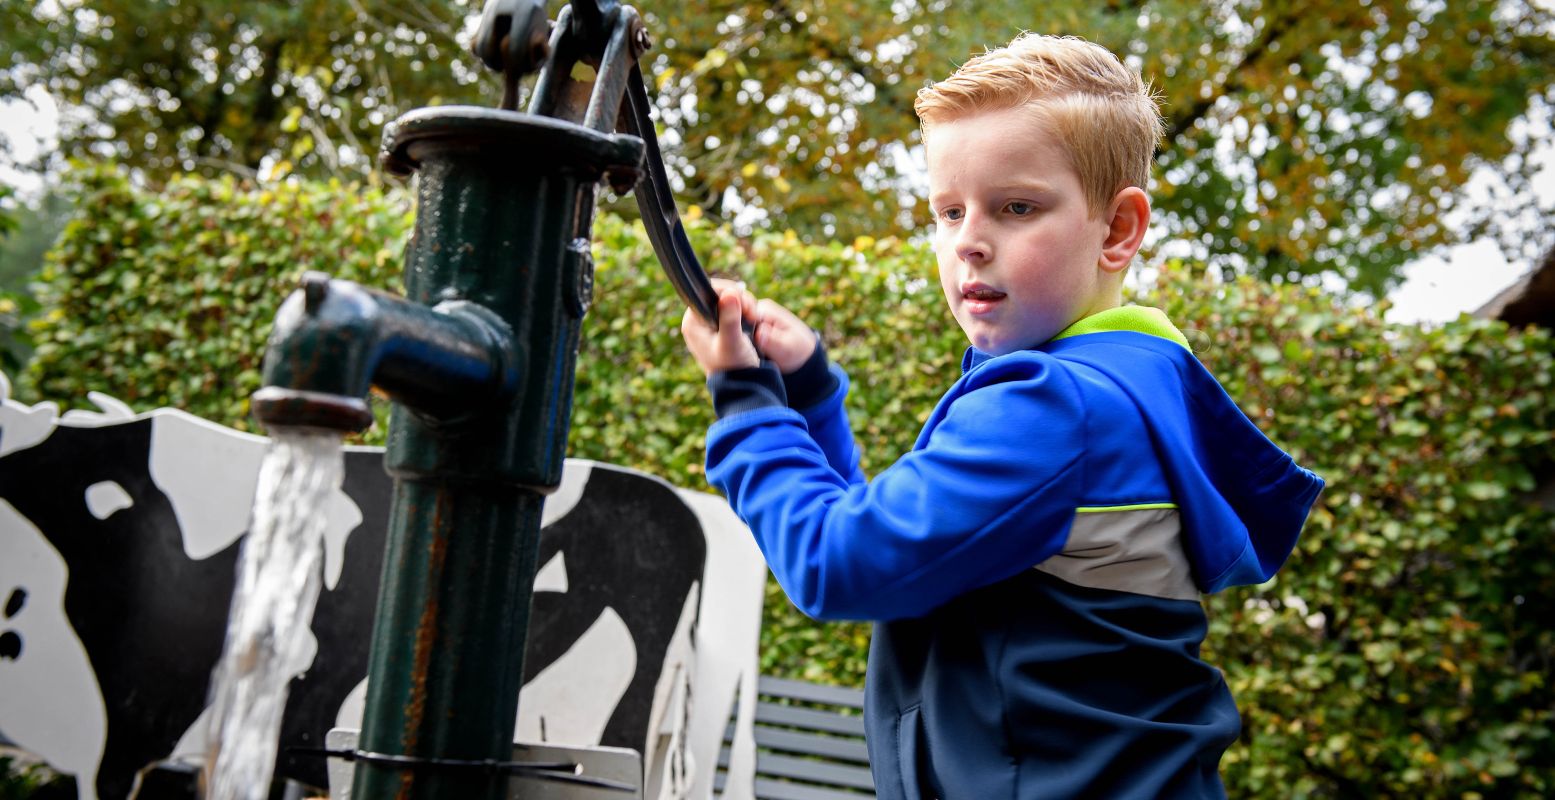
[718,292,744,337]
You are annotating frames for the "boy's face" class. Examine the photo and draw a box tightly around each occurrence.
[926,105,1114,355]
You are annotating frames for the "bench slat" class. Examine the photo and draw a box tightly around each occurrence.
[756,754,876,791]
[753,777,875,800]
[757,676,866,709]
[718,724,872,769]
[718,677,877,799]
[754,726,871,763]
[753,702,867,737]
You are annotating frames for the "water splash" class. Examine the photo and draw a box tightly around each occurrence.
[204,429,345,800]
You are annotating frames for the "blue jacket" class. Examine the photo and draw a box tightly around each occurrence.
[704,306,1324,799]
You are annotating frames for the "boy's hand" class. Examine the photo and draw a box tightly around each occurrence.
[682,280,760,376]
[752,298,817,374]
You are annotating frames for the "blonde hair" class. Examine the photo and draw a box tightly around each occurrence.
[914,33,1164,215]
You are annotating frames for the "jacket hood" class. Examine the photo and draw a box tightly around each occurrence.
[1025,306,1326,592]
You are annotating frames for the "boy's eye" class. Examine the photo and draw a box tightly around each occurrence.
[939,207,964,222]
[1006,201,1034,215]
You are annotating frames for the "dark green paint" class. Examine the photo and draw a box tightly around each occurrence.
[253,105,642,800]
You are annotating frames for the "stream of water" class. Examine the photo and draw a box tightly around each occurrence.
[203,429,345,800]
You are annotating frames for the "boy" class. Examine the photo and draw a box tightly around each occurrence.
[681,33,1323,798]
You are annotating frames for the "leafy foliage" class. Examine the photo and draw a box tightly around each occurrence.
[0,755,69,800]
[25,164,412,423]
[0,184,31,375]
[0,190,69,290]
[24,167,1555,797]
[0,185,17,240]
[5,1,1552,292]
[641,0,1555,293]
[1153,268,1555,796]
[0,286,40,378]
[0,189,70,375]
[0,0,491,180]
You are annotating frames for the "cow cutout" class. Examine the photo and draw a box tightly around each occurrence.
[0,372,764,800]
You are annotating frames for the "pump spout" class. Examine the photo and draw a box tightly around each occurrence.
[251,271,519,433]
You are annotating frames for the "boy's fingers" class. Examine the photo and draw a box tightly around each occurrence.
[683,304,713,334]
[681,308,709,356]
[719,294,759,366]
[709,279,757,321]
[709,279,753,310]
[718,291,745,338]
[756,297,797,328]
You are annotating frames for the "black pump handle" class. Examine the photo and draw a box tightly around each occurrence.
[620,63,722,327]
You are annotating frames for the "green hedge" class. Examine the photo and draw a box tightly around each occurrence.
[26,166,412,426]
[23,165,1555,797]
[1151,270,1555,796]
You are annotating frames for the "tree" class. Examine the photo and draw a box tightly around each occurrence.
[0,188,71,375]
[0,0,493,180]
[0,185,17,240]
[639,0,1555,294]
[0,189,69,289]
[4,0,1553,293]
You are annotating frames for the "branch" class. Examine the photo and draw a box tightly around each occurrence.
[190,156,259,181]
[768,0,918,121]
[1164,10,1299,142]
[345,0,401,38]
[350,0,465,54]
[300,113,341,173]
[1296,746,1369,797]
[1103,0,1148,15]
[401,0,465,48]
[243,37,289,170]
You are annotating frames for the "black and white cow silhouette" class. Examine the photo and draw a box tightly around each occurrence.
[0,372,765,800]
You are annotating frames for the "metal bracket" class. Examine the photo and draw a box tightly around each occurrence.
[471,0,553,110]
[290,746,637,792]
[469,0,722,328]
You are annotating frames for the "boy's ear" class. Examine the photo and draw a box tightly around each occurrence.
[1098,186,1151,274]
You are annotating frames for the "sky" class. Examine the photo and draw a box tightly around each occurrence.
[1387,240,1532,324]
[2,82,1551,325]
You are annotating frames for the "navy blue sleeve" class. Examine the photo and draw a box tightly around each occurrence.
[779,339,864,485]
[707,362,787,418]
[706,337,862,484]
[793,363,865,486]
[780,335,840,411]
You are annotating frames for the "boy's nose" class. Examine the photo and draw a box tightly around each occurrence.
[954,220,991,263]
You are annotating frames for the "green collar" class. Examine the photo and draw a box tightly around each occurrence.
[1052,306,1192,351]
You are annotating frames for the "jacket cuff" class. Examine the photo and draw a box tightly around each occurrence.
[708,362,788,419]
[781,335,839,411]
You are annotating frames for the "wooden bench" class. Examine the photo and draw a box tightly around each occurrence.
[717,676,876,799]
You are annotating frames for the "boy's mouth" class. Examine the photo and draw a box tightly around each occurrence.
[961,285,1006,312]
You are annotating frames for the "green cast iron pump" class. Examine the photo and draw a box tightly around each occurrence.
[250,0,723,797]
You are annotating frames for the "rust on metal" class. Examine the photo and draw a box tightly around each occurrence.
[401,486,452,786]
[250,386,374,432]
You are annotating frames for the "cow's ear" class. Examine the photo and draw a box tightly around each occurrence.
[148,410,269,560]
[0,373,60,456]
[59,391,135,425]
[542,460,594,528]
